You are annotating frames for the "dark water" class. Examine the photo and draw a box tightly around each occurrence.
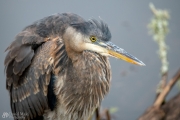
[0,1,180,120]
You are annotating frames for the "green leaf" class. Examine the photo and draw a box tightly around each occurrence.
[109,107,118,114]
[177,79,180,90]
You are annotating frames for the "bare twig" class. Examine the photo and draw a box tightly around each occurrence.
[96,107,100,120]
[105,109,111,120]
[154,68,180,107]
[161,72,168,89]
[155,72,168,101]
[149,3,157,15]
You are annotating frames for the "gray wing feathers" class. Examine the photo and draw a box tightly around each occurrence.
[5,31,55,119]
[4,13,84,120]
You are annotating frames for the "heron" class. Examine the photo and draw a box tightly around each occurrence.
[4,13,145,120]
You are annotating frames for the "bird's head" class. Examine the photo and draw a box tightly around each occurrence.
[63,19,145,66]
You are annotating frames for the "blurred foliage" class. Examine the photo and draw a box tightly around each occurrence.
[109,107,118,114]
[148,3,169,75]
[148,3,180,92]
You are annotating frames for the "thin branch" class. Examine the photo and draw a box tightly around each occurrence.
[105,109,111,120]
[95,107,100,120]
[161,72,168,89]
[154,68,180,107]
[155,72,168,101]
[149,3,158,15]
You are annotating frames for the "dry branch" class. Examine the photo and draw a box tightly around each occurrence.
[139,93,180,120]
[139,68,180,120]
[154,68,180,108]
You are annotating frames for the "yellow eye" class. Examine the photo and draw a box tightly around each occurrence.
[90,36,97,42]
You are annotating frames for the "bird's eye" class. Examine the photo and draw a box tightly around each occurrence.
[90,36,97,42]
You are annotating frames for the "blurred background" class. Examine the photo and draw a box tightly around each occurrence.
[0,0,180,120]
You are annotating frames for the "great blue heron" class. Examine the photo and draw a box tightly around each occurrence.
[4,13,145,120]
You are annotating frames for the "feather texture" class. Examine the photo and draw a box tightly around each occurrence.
[5,13,112,120]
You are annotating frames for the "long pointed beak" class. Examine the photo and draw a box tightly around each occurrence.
[99,41,145,66]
